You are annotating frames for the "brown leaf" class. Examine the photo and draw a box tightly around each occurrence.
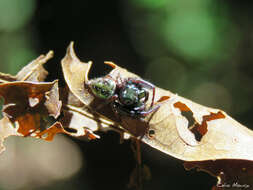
[60,43,253,189]
[61,42,94,105]
[0,73,16,83]
[45,81,62,118]
[61,42,120,136]
[59,87,117,140]
[0,51,64,154]
[0,48,112,153]
[104,64,253,161]
[16,50,53,82]
[0,51,53,83]
[103,61,253,190]
[142,96,253,161]
[0,117,19,154]
[0,80,62,137]
[35,122,65,141]
[61,43,153,139]
[61,42,253,162]
[97,62,253,162]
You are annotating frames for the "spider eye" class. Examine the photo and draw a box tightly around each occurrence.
[138,90,147,100]
[89,78,116,99]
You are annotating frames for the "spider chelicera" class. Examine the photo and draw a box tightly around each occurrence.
[87,75,160,118]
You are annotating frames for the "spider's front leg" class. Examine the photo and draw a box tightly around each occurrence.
[111,101,137,117]
[95,94,118,111]
[139,104,160,117]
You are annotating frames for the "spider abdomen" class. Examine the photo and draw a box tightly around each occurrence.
[119,82,148,108]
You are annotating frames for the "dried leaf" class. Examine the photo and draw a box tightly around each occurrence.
[100,63,253,189]
[0,51,67,153]
[0,80,62,138]
[16,51,53,82]
[142,96,253,161]
[0,51,53,83]
[61,42,253,162]
[104,65,253,162]
[61,43,148,136]
[61,42,94,105]
[59,87,118,140]
[0,73,16,83]
[45,82,62,118]
[60,42,253,189]
[35,122,65,141]
[1,43,251,189]
[61,42,120,136]
[0,117,19,154]
[0,47,112,146]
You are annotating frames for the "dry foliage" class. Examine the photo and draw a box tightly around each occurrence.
[0,42,252,189]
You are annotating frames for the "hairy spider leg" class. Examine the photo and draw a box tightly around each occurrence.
[95,93,118,110]
[139,104,160,117]
[128,78,156,108]
[133,104,145,111]
[113,101,160,118]
[112,101,139,117]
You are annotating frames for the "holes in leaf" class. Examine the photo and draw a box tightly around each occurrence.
[174,101,226,142]
[174,101,203,142]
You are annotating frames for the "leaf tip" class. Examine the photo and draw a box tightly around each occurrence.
[85,61,93,81]
[65,41,77,60]
[104,61,117,69]
[46,50,54,60]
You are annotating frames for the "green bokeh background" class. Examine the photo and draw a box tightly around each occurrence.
[0,0,252,189]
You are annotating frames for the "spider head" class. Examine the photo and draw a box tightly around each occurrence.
[88,77,116,99]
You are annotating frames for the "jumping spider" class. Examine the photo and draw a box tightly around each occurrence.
[87,75,160,118]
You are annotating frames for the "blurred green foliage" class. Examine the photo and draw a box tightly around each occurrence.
[128,0,238,63]
[0,0,35,31]
[134,0,167,9]
[124,0,252,117]
[0,0,35,74]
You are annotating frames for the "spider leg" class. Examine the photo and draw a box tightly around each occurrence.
[133,104,145,111]
[139,104,160,117]
[95,94,118,110]
[128,78,156,108]
[110,94,118,101]
[112,101,136,117]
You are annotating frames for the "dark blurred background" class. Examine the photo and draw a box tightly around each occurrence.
[0,0,252,190]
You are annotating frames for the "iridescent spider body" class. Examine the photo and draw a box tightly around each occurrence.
[88,75,159,118]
